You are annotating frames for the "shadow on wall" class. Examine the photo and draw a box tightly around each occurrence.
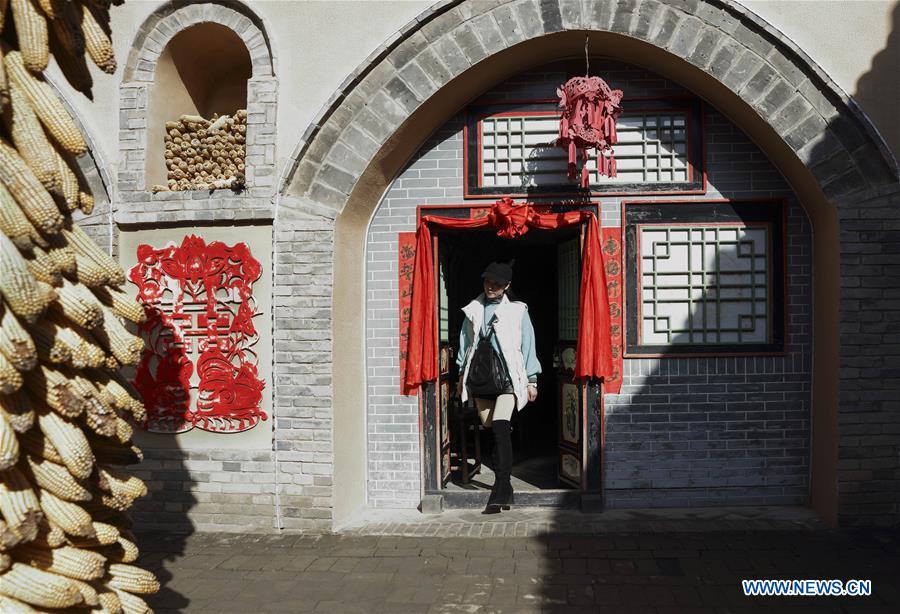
[854,1,900,162]
[530,4,899,606]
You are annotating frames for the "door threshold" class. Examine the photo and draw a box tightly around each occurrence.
[430,489,585,510]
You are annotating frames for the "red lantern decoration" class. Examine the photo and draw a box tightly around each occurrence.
[556,75,623,188]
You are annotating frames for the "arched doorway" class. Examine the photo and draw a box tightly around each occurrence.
[276,1,898,529]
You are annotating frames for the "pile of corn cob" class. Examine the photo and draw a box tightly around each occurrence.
[154,109,247,193]
[1,0,160,611]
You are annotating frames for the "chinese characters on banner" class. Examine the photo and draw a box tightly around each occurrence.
[128,236,267,433]
[398,232,417,396]
[601,227,624,393]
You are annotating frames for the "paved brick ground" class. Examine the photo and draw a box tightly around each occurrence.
[138,526,899,613]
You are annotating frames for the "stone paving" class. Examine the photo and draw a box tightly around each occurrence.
[136,509,899,613]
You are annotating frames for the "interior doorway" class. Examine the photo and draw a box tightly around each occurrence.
[437,224,582,495]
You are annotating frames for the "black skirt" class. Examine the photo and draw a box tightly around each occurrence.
[470,376,514,401]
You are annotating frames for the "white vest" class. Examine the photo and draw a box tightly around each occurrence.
[459,294,530,410]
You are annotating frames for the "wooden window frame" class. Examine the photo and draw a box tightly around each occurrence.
[622,198,789,358]
[463,96,707,199]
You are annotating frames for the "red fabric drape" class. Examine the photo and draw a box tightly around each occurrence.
[402,198,613,393]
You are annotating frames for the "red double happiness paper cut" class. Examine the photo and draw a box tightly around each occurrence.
[129,235,267,433]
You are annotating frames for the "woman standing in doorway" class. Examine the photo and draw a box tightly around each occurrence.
[456,261,542,514]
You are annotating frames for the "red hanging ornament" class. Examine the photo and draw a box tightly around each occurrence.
[556,75,623,188]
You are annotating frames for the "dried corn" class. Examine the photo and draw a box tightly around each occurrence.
[106,564,159,595]
[26,454,91,502]
[3,51,87,155]
[24,363,85,417]
[0,137,62,234]
[0,562,83,608]
[52,278,104,329]
[0,350,24,394]
[44,232,77,275]
[0,466,41,542]
[6,87,59,191]
[28,319,71,364]
[0,390,35,434]
[0,592,40,612]
[63,223,124,287]
[69,577,100,606]
[0,519,22,550]
[0,180,35,250]
[78,190,94,214]
[38,489,94,537]
[92,286,146,324]
[91,521,120,546]
[96,589,123,614]
[36,0,54,18]
[0,302,37,371]
[0,411,19,471]
[98,467,146,501]
[111,587,150,614]
[10,0,49,73]
[36,408,93,479]
[34,517,66,547]
[49,142,79,209]
[17,427,63,464]
[0,233,53,322]
[13,543,106,580]
[80,2,116,74]
[93,305,143,366]
[23,244,62,286]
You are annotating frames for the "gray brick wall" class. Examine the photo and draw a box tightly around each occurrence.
[365,59,812,509]
[836,185,900,527]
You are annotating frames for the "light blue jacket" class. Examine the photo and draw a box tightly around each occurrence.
[456,295,542,383]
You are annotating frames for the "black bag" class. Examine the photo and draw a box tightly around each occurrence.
[466,322,510,397]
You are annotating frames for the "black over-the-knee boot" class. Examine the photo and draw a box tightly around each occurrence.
[483,419,513,514]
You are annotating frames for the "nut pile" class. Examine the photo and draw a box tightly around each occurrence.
[155,110,247,193]
[1,0,160,611]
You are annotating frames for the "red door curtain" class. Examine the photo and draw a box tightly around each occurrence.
[402,197,613,394]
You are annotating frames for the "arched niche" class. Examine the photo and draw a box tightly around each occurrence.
[146,23,252,190]
[118,2,276,209]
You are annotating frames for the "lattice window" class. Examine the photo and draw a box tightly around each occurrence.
[639,225,768,345]
[481,112,689,188]
[557,237,580,341]
[623,200,786,356]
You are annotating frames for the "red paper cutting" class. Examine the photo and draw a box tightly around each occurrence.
[557,76,623,188]
[129,235,266,433]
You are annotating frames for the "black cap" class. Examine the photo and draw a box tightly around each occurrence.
[481,261,513,285]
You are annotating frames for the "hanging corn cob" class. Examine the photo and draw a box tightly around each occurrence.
[0,302,37,371]
[0,3,158,609]
[9,0,49,73]
[3,51,87,155]
[0,138,62,234]
[0,181,34,250]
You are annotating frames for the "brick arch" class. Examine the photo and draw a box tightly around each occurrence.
[272,0,899,529]
[124,1,274,81]
[281,0,896,202]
